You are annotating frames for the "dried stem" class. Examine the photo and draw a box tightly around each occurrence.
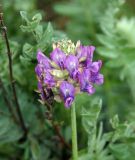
[52,121,71,149]
[0,77,18,123]
[0,7,27,137]
[43,100,71,149]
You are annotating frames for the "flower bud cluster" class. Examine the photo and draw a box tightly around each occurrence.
[35,40,104,108]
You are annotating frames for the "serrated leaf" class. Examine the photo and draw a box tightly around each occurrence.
[20,21,39,32]
[37,22,53,51]
[22,43,37,60]
[20,12,42,33]
[32,13,42,22]
[23,43,33,54]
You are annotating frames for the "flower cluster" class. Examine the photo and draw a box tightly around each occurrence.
[35,40,104,108]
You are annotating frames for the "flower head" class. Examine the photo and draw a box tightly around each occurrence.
[35,40,104,108]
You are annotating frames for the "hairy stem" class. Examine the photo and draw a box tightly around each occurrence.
[0,9,27,137]
[71,102,78,160]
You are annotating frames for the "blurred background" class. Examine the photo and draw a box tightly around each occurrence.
[1,0,135,159]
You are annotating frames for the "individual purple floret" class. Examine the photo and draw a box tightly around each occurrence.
[87,60,102,73]
[50,48,66,69]
[35,40,104,108]
[43,71,55,87]
[79,69,95,94]
[37,50,51,69]
[90,72,104,85]
[60,81,75,108]
[77,45,95,63]
[35,64,43,78]
[65,55,79,80]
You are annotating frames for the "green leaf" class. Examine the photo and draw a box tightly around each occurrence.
[81,98,102,134]
[34,25,43,41]
[110,115,119,129]
[38,22,53,51]
[0,115,22,144]
[97,47,119,59]
[20,22,38,32]
[23,43,33,54]
[20,12,42,33]
[110,143,135,160]
[21,43,37,61]
[32,13,42,22]
[20,11,29,22]
[20,56,32,66]
[97,34,118,48]
[53,30,67,42]
[88,123,113,160]
[29,136,41,160]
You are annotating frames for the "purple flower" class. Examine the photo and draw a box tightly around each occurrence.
[35,40,104,108]
[37,50,51,69]
[60,81,75,108]
[35,64,44,78]
[65,55,79,80]
[79,69,95,94]
[77,45,95,63]
[87,60,102,73]
[50,48,66,69]
[38,81,42,91]
[90,72,104,85]
[86,46,95,62]
[36,51,56,87]
[44,71,55,87]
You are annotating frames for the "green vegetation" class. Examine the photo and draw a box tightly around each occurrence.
[0,0,135,159]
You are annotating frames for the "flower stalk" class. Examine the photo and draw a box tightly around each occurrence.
[71,101,78,160]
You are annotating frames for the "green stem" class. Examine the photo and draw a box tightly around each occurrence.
[71,101,78,160]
